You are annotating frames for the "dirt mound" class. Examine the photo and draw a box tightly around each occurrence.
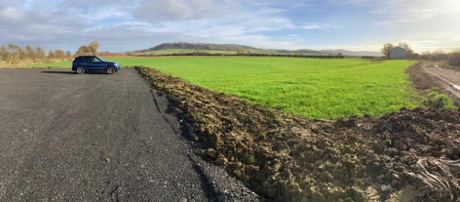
[364,108,460,200]
[135,66,460,201]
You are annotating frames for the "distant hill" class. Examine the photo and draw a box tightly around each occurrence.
[133,42,381,57]
[138,42,256,52]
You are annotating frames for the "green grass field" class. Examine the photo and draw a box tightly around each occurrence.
[123,57,421,119]
[35,57,421,119]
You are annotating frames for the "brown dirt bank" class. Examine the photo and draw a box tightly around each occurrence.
[135,66,460,201]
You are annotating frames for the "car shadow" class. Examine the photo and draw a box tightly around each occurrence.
[40,70,76,74]
[84,72,110,75]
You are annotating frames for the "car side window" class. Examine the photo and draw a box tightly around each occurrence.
[91,57,101,62]
[82,56,91,62]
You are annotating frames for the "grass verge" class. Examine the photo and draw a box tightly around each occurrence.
[405,63,458,109]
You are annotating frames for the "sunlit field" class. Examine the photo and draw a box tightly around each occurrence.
[36,57,420,119]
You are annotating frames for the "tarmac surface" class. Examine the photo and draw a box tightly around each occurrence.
[0,68,261,201]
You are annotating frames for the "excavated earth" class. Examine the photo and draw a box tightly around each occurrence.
[135,66,460,202]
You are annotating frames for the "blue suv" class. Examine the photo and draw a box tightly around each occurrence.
[72,56,121,74]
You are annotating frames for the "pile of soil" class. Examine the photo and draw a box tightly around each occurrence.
[136,66,460,201]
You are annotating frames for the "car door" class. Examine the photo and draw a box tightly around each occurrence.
[82,56,95,70]
[90,56,106,71]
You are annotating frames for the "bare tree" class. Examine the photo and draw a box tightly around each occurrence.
[0,46,8,62]
[420,51,431,60]
[65,50,72,61]
[54,49,65,61]
[26,45,35,61]
[47,50,56,63]
[89,41,99,55]
[431,50,448,61]
[18,46,27,61]
[75,40,100,56]
[75,45,89,56]
[7,44,20,64]
[35,46,46,62]
[398,43,414,58]
[448,49,460,66]
[380,43,394,59]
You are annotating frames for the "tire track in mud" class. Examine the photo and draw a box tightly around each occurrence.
[422,65,460,100]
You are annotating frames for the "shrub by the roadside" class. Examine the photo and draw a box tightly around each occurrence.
[448,51,460,67]
[424,90,457,109]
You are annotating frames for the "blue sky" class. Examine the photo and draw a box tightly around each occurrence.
[1,0,459,53]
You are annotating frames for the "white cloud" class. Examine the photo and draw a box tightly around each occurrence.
[369,0,460,52]
[301,23,343,30]
[371,0,457,25]
[326,0,373,5]
[0,7,25,20]
[132,0,242,22]
[0,0,352,52]
[0,0,458,53]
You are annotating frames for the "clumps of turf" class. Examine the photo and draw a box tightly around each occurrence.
[136,66,460,201]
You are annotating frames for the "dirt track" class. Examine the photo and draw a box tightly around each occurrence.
[0,69,261,201]
[421,64,460,101]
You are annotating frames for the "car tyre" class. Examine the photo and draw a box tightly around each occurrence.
[76,66,85,74]
[106,66,115,75]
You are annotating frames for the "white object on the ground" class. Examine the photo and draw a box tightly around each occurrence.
[381,184,393,191]
[453,84,460,91]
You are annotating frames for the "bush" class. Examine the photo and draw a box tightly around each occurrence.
[421,49,460,66]
[448,52,460,67]
[424,90,457,109]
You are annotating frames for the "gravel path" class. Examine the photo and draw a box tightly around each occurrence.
[0,68,262,201]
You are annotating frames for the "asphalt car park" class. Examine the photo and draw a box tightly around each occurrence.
[0,68,260,201]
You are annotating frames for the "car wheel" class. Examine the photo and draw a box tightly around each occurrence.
[76,66,85,74]
[106,66,115,75]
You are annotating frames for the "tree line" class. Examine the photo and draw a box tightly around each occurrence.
[380,42,460,67]
[419,49,460,67]
[133,52,345,58]
[0,44,72,64]
[0,41,123,66]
